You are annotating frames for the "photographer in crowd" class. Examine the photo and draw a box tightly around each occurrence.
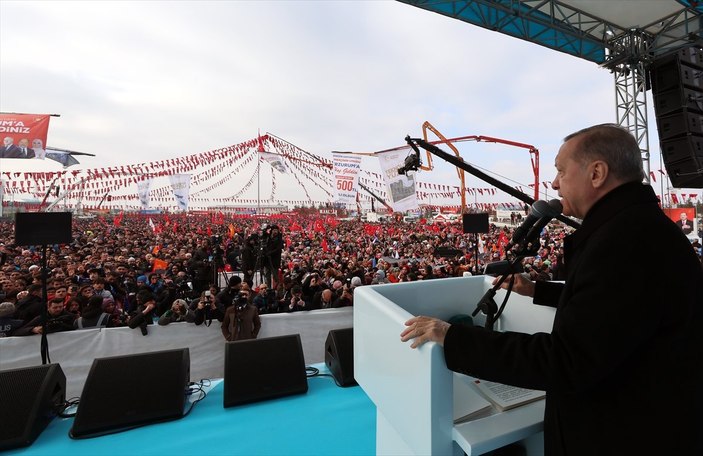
[158,298,196,325]
[192,289,222,326]
[221,287,260,341]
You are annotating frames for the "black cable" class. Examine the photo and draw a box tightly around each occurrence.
[183,379,210,417]
[306,365,343,387]
[56,397,81,418]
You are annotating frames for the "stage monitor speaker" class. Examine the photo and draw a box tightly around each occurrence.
[70,348,190,439]
[325,328,356,387]
[14,212,73,246]
[462,213,489,233]
[224,334,308,407]
[0,364,66,451]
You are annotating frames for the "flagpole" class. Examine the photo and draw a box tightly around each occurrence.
[257,154,260,215]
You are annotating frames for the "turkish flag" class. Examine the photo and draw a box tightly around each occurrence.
[314,219,325,233]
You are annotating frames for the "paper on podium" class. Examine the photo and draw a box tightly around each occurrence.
[453,373,493,424]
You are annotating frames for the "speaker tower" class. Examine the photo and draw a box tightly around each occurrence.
[651,46,703,188]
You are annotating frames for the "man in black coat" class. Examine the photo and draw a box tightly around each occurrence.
[401,124,703,455]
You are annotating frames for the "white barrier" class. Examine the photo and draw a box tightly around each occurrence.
[0,307,353,399]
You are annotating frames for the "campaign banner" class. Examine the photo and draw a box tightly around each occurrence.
[137,178,153,210]
[259,150,289,174]
[0,113,51,159]
[332,152,362,204]
[168,173,190,211]
[376,147,418,212]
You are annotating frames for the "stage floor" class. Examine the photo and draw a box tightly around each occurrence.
[6,365,376,456]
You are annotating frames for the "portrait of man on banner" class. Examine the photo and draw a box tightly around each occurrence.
[667,207,697,238]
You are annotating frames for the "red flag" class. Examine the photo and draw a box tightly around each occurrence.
[314,219,325,233]
[113,211,124,227]
[321,238,329,252]
[325,215,338,229]
[207,226,212,236]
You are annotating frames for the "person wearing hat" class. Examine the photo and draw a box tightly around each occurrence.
[215,275,242,314]
[0,302,23,337]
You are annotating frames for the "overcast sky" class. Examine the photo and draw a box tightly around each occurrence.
[0,0,685,208]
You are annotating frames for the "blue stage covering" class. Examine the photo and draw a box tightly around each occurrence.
[6,365,376,456]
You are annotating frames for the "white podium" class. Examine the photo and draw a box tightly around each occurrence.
[354,276,556,455]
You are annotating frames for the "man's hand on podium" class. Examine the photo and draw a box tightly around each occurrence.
[400,316,451,349]
[491,273,535,297]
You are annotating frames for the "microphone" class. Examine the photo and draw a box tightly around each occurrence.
[509,199,563,248]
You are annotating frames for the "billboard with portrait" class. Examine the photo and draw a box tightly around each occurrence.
[0,113,51,159]
[665,207,698,240]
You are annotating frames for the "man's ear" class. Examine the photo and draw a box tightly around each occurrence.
[590,160,609,189]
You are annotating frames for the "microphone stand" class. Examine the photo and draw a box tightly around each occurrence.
[406,137,580,230]
[471,239,540,330]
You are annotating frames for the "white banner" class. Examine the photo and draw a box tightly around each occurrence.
[332,152,362,204]
[259,150,289,174]
[376,147,418,212]
[136,178,153,210]
[168,173,190,211]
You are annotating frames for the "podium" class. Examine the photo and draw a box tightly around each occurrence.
[354,276,556,455]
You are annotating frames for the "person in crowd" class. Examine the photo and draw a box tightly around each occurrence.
[14,284,44,324]
[221,287,260,341]
[252,283,274,314]
[15,297,77,336]
[92,277,113,300]
[215,275,241,314]
[310,288,334,310]
[74,295,112,329]
[287,285,307,312]
[128,289,157,335]
[158,298,195,325]
[155,276,178,316]
[102,297,127,327]
[400,124,703,455]
[192,289,222,325]
[0,302,24,337]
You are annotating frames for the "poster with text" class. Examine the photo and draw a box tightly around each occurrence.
[332,152,362,204]
[376,147,418,212]
[169,174,191,211]
[137,178,153,210]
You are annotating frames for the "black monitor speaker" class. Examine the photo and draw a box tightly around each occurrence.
[0,364,66,451]
[70,348,190,439]
[325,328,356,387]
[224,334,308,407]
[14,212,73,246]
[650,47,703,188]
[462,213,489,233]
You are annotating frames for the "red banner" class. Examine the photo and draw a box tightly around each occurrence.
[0,113,51,159]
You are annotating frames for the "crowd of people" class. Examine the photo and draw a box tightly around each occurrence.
[0,209,699,341]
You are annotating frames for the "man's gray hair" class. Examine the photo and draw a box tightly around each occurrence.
[564,123,645,183]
